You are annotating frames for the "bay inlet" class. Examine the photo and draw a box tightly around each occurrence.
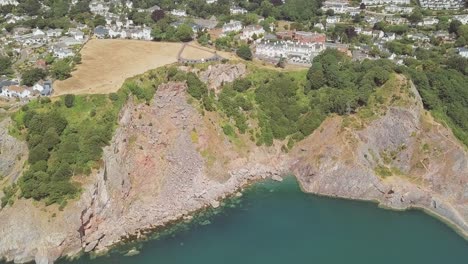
[61,177,468,264]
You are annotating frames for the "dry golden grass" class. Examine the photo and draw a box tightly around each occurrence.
[53,39,183,96]
[180,45,215,60]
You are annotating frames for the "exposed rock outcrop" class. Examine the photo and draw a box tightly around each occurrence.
[0,118,27,182]
[290,77,468,237]
[199,63,247,92]
[0,81,285,263]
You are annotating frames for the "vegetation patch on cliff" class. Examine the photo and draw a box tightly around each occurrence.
[184,50,397,150]
[404,55,468,147]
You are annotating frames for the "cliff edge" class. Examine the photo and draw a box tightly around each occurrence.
[0,73,466,264]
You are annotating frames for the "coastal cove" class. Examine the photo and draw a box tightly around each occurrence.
[56,177,468,264]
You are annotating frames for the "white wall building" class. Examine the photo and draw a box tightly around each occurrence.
[0,86,31,98]
[241,25,265,41]
[361,0,410,5]
[171,9,187,17]
[222,20,243,34]
[419,0,464,10]
[230,6,248,15]
[459,48,468,58]
[0,0,18,6]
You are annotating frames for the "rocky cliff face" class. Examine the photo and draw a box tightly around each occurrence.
[199,63,247,92]
[0,81,285,264]
[290,77,468,237]
[0,74,466,264]
[0,119,27,182]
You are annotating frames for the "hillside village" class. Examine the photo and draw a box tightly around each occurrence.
[0,0,467,101]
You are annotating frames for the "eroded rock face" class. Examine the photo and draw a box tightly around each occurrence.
[0,76,466,264]
[0,118,28,182]
[199,63,247,92]
[0,81,285,264]
[290,80,468,237]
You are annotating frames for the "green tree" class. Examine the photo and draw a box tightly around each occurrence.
[21,68,47,86]
[175,24,194,42]
[455,36,466,47]
[236,45,253,60]
[93,15,106,27]
[51,59,72,80]
[449,20,462,34]
[0,56,12,75]
[408,8,423,24]
[29,144,49,164]
[64,94,75,108]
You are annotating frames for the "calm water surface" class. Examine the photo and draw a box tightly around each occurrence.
[61,177,468,264]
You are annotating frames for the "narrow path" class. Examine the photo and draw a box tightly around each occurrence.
[177,43,188,61]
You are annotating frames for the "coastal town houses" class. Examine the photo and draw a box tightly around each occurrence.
[52,46,74,59]
[361,0,410,5]
[89,0,110,15]
[419,0,465,10]
[0,85,31,98]
[222,20,243,34]
[94,24,152,40]
[0,0,18,6]
[384,5,413,14]
[418,17,439,27]
[453,15,468,25]
[46,29,63,38]
[241,25,265,41]
[68,28,85,41]
[255,40,326,65]
[230,6,248,15]
[321,1,349,14]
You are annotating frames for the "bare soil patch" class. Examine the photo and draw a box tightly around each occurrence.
[53,39,183,96]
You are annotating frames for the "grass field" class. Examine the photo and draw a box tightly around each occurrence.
[53,39,183,96]
[181,45,215,60]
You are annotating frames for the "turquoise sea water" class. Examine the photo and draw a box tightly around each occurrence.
[61,177,467,264]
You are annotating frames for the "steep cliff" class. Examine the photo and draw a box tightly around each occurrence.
[0,72,466,264]
[291,75,468,237]
[0,81,285,264]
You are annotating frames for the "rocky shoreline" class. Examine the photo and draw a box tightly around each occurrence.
[0,75,466,263]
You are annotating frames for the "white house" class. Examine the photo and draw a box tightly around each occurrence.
[361,0,410,5]
[89,0,110,15]
[68,28,85,41]
[326,16,341,24]
[418,17,439,26]
[32,28,45,37]
[46,29,63,38]
[453,15,468,25]
[0,85,31,98]
[384,5,413,14]
[171,9,187,17]
[230,6,247,15]
[0,0,18,6]
[419,0,464,10]
[53,47,74,59]
[222,20,243,34]
[382,32,396,42]
[321,1,349,14]
[459,48,468,58]
[241,25,265,41]
[32,80,53,96]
